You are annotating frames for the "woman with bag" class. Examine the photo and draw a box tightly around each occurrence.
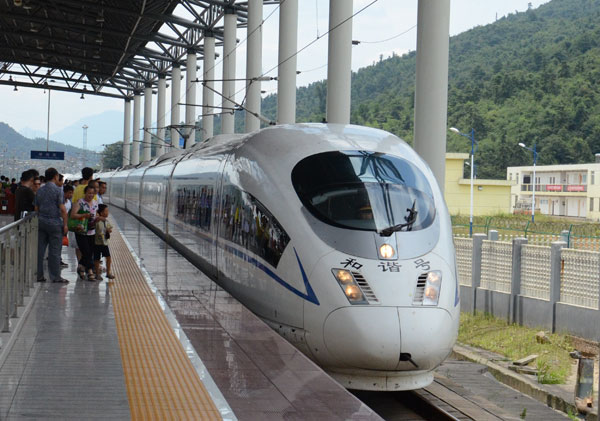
[70,185,98,281]
[60,184,74,267]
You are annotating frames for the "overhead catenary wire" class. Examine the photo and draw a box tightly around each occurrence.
[204,0,286,76]
[354,24,417,44]
[148,1,284,136]
[134,0,379,145]
[202,82,274,126]
[232,0,380,101]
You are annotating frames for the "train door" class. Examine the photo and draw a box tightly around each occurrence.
[211,155,230,280]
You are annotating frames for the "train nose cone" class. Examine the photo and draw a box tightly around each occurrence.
[323,307,400,370]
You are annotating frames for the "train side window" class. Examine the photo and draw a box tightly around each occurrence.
[174,185,214,232]
[220,185,290,268]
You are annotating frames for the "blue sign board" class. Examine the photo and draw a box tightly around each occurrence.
[31,150,65,160]
[179,136,185,148]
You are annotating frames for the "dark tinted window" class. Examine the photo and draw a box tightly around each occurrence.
[292,151,435,233]
[220,185,290,268]
[174,185,214,232]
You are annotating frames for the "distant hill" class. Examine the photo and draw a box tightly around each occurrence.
[51,110,123,152]
[18,126,46,139]
[257,0,600,179]
[0,122,100,170]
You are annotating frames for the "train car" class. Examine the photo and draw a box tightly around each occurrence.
[102,124,459,391]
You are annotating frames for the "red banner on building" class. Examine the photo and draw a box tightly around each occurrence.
[567,185,585,192]
[546,185,562,191]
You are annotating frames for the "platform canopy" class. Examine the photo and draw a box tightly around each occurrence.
[0,0,252,98]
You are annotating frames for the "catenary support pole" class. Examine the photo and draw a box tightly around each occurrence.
[203,35,215,141]
[131,92,141,166]
[277,0,298,124]
[122,98,131,167]
[185,49,197,148]
[143,83,153,162]
[170,64,181,148]
[326,0,353,124]
[222,10,237,134]
[156,75,166,156]
[245,0,263,133]
[413,0,451,192]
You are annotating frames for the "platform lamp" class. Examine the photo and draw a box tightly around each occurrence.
[449,127,476,237]
[518,142,538,223]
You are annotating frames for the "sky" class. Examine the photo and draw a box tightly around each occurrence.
[0,0,551,148]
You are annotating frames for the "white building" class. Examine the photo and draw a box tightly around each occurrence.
[507,158,600,219]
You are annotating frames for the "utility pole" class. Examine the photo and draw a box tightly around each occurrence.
[82,124,88,167]
[46,88,51,151]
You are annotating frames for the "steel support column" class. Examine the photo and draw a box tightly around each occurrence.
[157,75,166,156]
[326,0,353,124]
[203,35,215,141]
[413,0,450,191]
[123,98,131,167]
[170,64,181,148]
[277,0,298,124]
[222,11,237,134]
[185,50,198,148]
[143,84,153,162]
[245,0,263,133]
[131,92,141,166]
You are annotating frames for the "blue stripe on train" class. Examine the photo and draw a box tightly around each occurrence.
[223,244,320,306]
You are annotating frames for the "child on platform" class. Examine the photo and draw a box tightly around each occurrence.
[94,204,115,281]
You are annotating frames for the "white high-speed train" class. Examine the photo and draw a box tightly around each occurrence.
[100,124,459,391]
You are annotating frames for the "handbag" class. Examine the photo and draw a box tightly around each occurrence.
[68,209,89,233]
[62,235,69,246]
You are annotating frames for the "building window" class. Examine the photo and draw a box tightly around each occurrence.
[591,198,594,212]
[592,172,595,185]
[509,173,512,181]
[582,174,587,184]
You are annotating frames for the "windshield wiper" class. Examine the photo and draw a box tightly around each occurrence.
[379,200,418,236]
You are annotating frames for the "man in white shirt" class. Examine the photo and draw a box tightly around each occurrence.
[97,181,106,204]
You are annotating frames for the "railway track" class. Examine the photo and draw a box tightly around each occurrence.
[354,376,517,420]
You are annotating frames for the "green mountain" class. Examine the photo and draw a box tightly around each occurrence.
[259,0,600,179]
[0,122,100,175]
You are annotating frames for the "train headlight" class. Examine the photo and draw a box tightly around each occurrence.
[335,269,354,285]
[423,270,442,306]
[379,244,395,259]
[345,284,363,300]
[332,269,367,304]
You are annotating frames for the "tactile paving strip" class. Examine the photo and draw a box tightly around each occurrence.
[108,224,221,420]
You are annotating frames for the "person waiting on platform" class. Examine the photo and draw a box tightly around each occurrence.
[94,204,114,281]
[71,185,98,281]
[32,176,41,194]
[14,170,35,221]
[61,184,74,268]
[35,167,69,283]
[97,181,106,204]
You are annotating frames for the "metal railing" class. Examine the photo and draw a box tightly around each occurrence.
[520,184,587,193]
[0,214,38,332]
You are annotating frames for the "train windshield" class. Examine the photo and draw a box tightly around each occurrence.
[292,151,435,234]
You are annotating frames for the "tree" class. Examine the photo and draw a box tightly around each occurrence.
[102,141,123,169]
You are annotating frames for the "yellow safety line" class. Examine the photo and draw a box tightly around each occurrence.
[108,221,222,421]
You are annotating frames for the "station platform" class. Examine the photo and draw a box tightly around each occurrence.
[0,209,378,420]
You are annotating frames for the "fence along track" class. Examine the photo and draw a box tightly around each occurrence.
[452,216,600,251]
[454,234,600,310]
